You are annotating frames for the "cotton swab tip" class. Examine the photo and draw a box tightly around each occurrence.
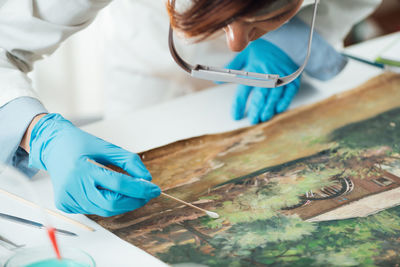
[206,211,220,219]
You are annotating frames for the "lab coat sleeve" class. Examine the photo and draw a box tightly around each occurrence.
[0,97,47,177]
[262,17,348,81]
[0,0,111,173]
[0,0,112,107]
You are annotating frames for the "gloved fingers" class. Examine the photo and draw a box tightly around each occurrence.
[232,85,252,120]
[54,193,84,214]
[225,51,247,71]
[100,189,148,211]
[85,188,148,216]
[248,87,269,125]
[55,190,115,217]
[276,82,299,113]
[260,87,284,122]
[95,147,152,181]
[89,162,161,199]
[82,202,120,217]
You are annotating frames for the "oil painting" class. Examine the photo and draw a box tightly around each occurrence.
[90,73,400,266]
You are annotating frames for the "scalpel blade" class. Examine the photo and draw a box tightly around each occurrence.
[0,212,77,237]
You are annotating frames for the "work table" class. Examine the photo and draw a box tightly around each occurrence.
[0,33,398,266]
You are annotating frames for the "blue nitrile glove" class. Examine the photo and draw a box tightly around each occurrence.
[28,113,161,217]
[228,39,301,124]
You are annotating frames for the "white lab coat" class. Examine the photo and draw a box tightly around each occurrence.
[102,0,235,117]
[0,0,112,108]
[0,0,381,116]
[102,0,381,117]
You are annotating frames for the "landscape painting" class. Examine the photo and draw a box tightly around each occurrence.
[90,73,400,266]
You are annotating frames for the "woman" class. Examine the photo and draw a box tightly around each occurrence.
[103,0,381,123]
[0,0,380,217]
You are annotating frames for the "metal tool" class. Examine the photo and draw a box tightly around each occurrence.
[0,188,94,232]
[0,212,77,237]
[341,53,385,69]
[169,0,320,88]
[0,234,24,250]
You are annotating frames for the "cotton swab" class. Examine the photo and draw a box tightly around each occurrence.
[87,159,220,219]
[161,192,220,218]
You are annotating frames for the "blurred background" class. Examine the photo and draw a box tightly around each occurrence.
[29,0,400,126]
[344,0,400,46]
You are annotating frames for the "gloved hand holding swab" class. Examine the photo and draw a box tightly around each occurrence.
[88,159,220,219]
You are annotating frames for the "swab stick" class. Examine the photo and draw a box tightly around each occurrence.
[161,192,219,218]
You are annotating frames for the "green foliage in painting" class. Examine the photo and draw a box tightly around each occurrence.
[201,166,340,229]
[329,107,400,153]
[159,206,400,266]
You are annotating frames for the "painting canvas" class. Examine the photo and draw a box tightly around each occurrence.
[90,73,400,266]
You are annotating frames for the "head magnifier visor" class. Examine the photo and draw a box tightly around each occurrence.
[169,0,319,88]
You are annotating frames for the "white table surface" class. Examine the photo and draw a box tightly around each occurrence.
[0,32,398,267]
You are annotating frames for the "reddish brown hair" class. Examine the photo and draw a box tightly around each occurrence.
[167,0,272,39]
